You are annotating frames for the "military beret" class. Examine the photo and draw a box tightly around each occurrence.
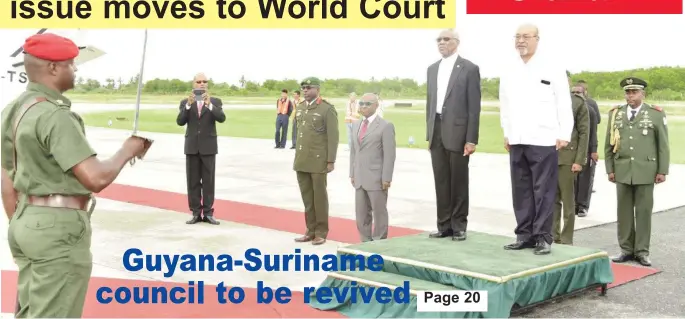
[620,77,648,91]
[300,77,321,87]
[23,33,79,62]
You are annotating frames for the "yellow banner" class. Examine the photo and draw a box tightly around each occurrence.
[1,0,456,28]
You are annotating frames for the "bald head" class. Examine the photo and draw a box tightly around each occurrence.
[516,23,539,37]
[436,28,460,58]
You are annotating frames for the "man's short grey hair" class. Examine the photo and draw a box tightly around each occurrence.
[443,28,460,41]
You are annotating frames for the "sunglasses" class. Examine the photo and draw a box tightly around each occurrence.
[436,37,455,43]
[358,101,375,107]
[572,91,583,94]
[195,80,208,84]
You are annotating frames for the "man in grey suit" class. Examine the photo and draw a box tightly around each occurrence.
[425,29,482,241]
[350,93,397,242]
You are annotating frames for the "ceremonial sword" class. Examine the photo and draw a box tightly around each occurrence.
[130,29,154,166]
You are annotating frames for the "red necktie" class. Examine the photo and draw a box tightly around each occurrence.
[358,119,368,143]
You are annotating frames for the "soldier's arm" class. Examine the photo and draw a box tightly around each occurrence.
[176,99,189,126]
[465,64,482,145]
[326,106,339,164]
[40,109,135,193]
[655,111,670,175]
[588,106,598,154]
[574,99,590,166]
[381,122,397,183]
[591,100,601,124]
[210,98,226,123]
[1,169,17,220]
[603,111,615,174]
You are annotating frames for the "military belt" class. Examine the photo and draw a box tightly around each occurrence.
[24,194,93,211]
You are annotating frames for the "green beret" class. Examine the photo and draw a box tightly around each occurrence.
[620,77,647,90]
[300,77,321,87]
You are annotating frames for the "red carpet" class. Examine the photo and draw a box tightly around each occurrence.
[1,270,343,318]
[608,263,661,288]
[97,183,421,244]
[1,183,662,317]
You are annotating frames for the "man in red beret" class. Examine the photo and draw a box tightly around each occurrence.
[1,33,150,318]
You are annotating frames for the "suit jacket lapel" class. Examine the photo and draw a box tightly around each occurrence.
[430,63,439,112]
[443,56,464,102]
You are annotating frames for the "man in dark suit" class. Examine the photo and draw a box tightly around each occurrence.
[425,29,482,241]
[176,73,226,225]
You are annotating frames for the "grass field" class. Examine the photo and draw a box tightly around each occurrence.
[82,106,685,164]
[71,93,685,116]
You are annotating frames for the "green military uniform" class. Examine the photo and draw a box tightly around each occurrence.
[553,92,590,245]
[604,77,669,264]
[293,77,339,241]
[1,82,97,318]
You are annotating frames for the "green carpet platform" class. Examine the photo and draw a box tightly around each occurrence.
[309,232,614,318]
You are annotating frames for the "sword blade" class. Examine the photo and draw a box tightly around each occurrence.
[132,29,149,134]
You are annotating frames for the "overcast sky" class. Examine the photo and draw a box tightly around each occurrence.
[2,0,684,86]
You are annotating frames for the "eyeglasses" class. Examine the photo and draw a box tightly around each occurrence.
[358,101,375,107]
[572,91,583,94]
[436,37,456,43]
[515,35,536,41]
[195,80,208,84]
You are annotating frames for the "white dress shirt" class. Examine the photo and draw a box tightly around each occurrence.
[626,104,642,120]
[436,52,459,114]
[499,53,573,146]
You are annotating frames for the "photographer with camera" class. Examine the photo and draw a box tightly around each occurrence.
[176,73,226,225]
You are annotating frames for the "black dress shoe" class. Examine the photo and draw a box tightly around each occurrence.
[186,216,202,224]
[533,241,551,255]
[635,255,651,266]
[452,231,467,241]
[504,240,536,250]
[611,253,633,263]
[290,146,295,149]
[429,230,453,238]
[577,209,588,217]
[203,216,220,225]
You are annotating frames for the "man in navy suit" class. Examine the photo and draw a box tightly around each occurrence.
[176,73,226,225]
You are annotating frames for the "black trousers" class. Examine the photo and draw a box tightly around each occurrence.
[575,153,596,212]
[275,114,289,147]
[186,153,216,216]
[430,118,470,233]
[509,144,558,244]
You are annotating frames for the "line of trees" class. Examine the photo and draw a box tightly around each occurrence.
[75,66,685,100]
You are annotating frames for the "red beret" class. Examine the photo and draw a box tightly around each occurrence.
[23,33,79,62]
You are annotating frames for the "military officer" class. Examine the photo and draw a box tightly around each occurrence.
[552,72,590,245]
[292,77,339,245]
[605,77,669,267]
[0,33,149,317]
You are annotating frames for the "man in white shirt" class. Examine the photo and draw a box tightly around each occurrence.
[499,24,574,255]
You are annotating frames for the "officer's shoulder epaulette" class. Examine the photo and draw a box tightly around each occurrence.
[650,104,663,112]
[609,104,623,112]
